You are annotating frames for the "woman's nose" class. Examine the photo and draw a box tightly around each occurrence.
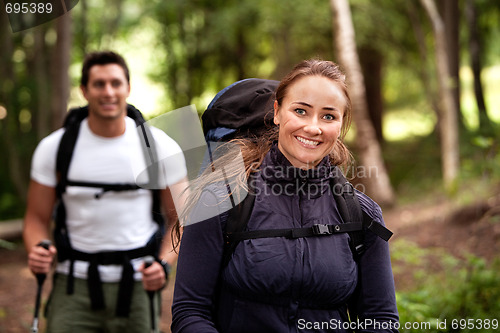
[303,123,322,136]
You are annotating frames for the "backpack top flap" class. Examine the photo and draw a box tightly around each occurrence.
[201,78,279,138]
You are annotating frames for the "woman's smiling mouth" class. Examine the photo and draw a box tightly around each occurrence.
[296,136,320,147]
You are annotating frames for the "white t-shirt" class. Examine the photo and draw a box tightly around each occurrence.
[31,116,187,281]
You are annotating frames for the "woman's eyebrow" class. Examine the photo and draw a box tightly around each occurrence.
[292,101,313,108]
[292,101,340,112]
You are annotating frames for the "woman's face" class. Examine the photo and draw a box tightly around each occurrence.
[274,75,347,169]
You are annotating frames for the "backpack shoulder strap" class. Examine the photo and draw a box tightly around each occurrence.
[330,167,393,259]
[330,167,366,259]
[124,104,165,229]
[134,112,165,229]
[56,106,86,198]
[221,182,256,268]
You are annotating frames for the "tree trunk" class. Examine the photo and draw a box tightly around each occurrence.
[420,0,460,191]
[442,0,462,129]
[50,12,72,130]
[359,45,384,144]
[330,0,395,207]
[34,26,50,139]
[406,1,441,120]
[465,0,492,133]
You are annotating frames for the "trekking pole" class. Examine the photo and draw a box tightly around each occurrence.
[143,256,157,333]
[31,239,51,333]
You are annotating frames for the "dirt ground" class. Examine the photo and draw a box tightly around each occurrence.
[1,192,499,333]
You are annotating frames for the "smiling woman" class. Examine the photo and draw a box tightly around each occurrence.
[171,59,399,333]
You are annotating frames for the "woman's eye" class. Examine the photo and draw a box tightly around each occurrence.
[295,108,306,115]
[323,114,335,121]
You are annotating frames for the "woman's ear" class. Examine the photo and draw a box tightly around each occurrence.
[273,100,280,125]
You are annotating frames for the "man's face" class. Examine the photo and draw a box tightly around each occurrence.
[81,64,130,120]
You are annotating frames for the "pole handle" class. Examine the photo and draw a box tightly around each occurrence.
[143,256,157,332]
[35,240,51,285]
[144,255,155,269]
[31,240,51,333]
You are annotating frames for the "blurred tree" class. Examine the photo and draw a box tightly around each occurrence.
[350,0,412,145]
[420,0,460,191]
[465,0,493,134]
[51,13,72,130]
[330,0,395,207]
[441,0,461,129]
[359,44,384,144]
[406,0,440,119]
[0,11,71,216]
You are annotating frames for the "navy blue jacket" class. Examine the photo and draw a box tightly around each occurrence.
[172,145,399,332]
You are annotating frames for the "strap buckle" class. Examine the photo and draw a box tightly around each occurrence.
[312,224,332,235]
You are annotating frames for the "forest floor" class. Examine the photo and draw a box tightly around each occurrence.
[1,190,499,333]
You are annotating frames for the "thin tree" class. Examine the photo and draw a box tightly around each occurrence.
[420,0,460,191]
[406,0,441,120]
[465,0,493,134]
[442,0,461,128]
[50,12,72,130]
[329,0,395,207]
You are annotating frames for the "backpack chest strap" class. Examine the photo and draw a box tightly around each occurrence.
[225,222,363,243]
[65,180,142,199]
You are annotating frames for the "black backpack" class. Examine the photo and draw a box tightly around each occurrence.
[201,79,393,267]
[53,104,164,317]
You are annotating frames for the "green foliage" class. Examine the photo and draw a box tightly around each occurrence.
[393,240,500,332]
[149,0,335,111]
[476,0,500,65]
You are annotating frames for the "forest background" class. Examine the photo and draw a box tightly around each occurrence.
[1,0,500,332]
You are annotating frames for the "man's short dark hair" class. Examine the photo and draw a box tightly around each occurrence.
[81,51,130,87]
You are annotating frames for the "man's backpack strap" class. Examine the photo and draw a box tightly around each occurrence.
[56,113,81,199]
[135,113,165,230]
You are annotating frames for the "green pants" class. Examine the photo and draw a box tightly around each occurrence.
[45,274,161,333]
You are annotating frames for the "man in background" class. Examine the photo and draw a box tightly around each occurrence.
[23,51,187,332]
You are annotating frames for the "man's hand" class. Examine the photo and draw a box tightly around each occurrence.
[140,260,167,291]
[27,243,56,275]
